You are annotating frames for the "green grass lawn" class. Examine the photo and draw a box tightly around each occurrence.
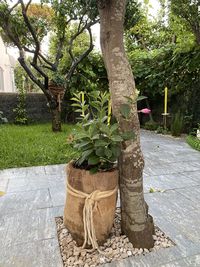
[0,123,78,170]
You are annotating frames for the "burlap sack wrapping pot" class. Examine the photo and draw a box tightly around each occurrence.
[63,161,118,247]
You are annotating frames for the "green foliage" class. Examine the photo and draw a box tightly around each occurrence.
[58,52,108,120]
[128,46,200,130]
[156,126,170,135]
[49,72,66,87]
[0,2,52,46]
[69,91,135,172]
[14,63,39,92]
[0,111,8,124]
[170,0,200,45]
[144,120,158,131]
[13,88,28,125]
[0,123,77,169]
[186,135,200,152]
[171,111,184,136]
[68,53,108,94]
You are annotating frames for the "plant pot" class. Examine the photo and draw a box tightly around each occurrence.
[63,161,118,247]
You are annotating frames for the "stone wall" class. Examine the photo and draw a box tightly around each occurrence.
[0,93,51,122]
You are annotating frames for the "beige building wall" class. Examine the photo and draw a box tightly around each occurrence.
[0,37,16,92]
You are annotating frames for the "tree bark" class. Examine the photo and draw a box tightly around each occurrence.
[51,107,62,132]
[98,0,155,248]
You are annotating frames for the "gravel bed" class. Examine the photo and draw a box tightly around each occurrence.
[56,208,174,267]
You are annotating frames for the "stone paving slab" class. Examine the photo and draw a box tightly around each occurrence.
[143,173,198,193]
[160,254,200,267]
[0,130,200,267]
[0,238,63,267]
[6,174,65,193]
[49,185,66,207]
[0,189,52,214]
[0,177,9,192]
[1,208,57,247]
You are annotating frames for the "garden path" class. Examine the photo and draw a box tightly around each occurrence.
[0,130,200,267]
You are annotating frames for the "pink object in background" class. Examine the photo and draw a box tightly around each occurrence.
[138,108,151,114]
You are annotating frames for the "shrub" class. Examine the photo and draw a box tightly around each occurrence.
[156,126,169,135]
[69,91,135,173]
[13,87,28,125]
[171,111,184,136]
[144,119,158,131]
[186,135,200,152]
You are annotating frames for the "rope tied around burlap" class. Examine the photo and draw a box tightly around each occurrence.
[67,181,118,254]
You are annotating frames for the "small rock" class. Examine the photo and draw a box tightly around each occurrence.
[121,253,128,259]
[127,250,132,256]
[153,235,157,240]
[99,257,106,264]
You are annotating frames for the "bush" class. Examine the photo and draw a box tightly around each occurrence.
[156,126,169,135]
[144,119,158,131]
[13,87,28,125]
[186,135,200,152]
[171,112,184,136]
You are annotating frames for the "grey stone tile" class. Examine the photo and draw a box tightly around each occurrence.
[0,189,52,215]
[129,247,183,267]
[2,208,57,247]
[49,185,66,207]
[7,174,65,193]
[0,238,63,267]
[51,205,64,218]
[0,216,9,248]
[160,254,200,267]
[175,186,200,206]
[145,190,196,220]
[44,164,66,175]
[0,177,9,192]
[144,173,198,193]
[104,258,140,267]
[164,213,200,243]
[182,171,200,184]
[7,177,49,192]
[48,174,65,188]
[154,216,200,257]
[0,166,46,179]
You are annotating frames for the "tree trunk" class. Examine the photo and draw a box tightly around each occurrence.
[98,0,154,248]
[51,106,62,132]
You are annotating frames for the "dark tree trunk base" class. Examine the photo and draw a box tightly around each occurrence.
[51,107,62,132]
[122,214,155,249]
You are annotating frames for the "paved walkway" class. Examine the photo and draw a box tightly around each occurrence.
[0,130,200,267]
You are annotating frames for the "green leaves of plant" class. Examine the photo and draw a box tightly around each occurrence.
[137,96,148,102]
[88,155,100,165]
[120,103,131,119]
[70,90,137,171]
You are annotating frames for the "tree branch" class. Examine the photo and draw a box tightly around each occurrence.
[9,1,20,13]
[66,26,94,81]
[68,19,99,63]
[19,0,40,65]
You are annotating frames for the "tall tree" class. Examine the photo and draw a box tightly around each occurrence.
[0,0,98,131]
[97,0,154,248]
[169,0,200,45]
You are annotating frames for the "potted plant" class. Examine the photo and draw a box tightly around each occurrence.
[48,72,65,110]
[64,90,134,250]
